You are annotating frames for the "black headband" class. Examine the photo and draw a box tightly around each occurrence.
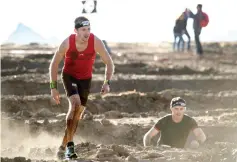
[75,20,90,29]
[171,101,186,108]
[171,98,186,108]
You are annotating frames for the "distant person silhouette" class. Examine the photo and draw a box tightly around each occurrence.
[187,4,209,56]
[173,13,186,52]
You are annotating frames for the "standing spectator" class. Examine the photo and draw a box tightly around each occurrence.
[173,13,186,52]
[187,4,208,56]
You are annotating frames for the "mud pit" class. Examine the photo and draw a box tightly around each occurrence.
[1,43,237,162]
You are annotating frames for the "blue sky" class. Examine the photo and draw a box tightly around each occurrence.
[1,0,237,43]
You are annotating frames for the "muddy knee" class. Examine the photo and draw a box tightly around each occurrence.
[66,105,76,120]
[67,94,81,119]
[75,105,86,120]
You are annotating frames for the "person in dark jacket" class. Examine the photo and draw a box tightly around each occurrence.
[187,4,205,55]
[173,13,186,52]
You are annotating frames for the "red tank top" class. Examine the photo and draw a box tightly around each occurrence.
[63,33,96,79]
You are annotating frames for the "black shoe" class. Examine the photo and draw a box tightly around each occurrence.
[65,142,78,159]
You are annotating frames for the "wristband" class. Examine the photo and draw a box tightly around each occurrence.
[104,80,110,85]
[50,81,58,89]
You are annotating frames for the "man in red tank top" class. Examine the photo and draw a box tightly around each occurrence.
[49,16,114,160]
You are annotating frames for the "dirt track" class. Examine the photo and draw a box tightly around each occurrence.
[1,42,237,162]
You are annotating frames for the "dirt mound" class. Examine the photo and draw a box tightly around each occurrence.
[2,73,237,96]
[1,91,170,116]
[203,42,237,55]
[2,142,237,162]
[2,89,237,119]
[1,54,219,77]
[2,89,237,125]
[1,113,237,162]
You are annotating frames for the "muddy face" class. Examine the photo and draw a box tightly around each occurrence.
[171,106,186,121]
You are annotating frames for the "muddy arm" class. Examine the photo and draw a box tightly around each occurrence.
[193,127,207,144]
[143,127,159,147]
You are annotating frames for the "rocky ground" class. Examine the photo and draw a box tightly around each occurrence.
[1,42,237,162]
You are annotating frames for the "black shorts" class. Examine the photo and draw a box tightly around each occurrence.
[61,72,91,106]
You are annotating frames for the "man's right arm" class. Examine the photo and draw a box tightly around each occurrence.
[49,38,69,83]
[143,127,159,147]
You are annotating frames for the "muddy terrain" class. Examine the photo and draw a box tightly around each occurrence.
[1,42,237,162]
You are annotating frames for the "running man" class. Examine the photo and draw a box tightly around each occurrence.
[49,16,114,159]
[143,97,206,148]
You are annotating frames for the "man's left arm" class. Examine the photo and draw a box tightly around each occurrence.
[193,127,207,144]
[187,9,195,19]
[94,36,115,84]
[189,118,206,149]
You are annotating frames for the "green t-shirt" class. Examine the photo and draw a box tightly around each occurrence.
[154,114,198,148]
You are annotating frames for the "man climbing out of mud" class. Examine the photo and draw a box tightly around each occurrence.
[143,97,206,149]
[49,16,114,160]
